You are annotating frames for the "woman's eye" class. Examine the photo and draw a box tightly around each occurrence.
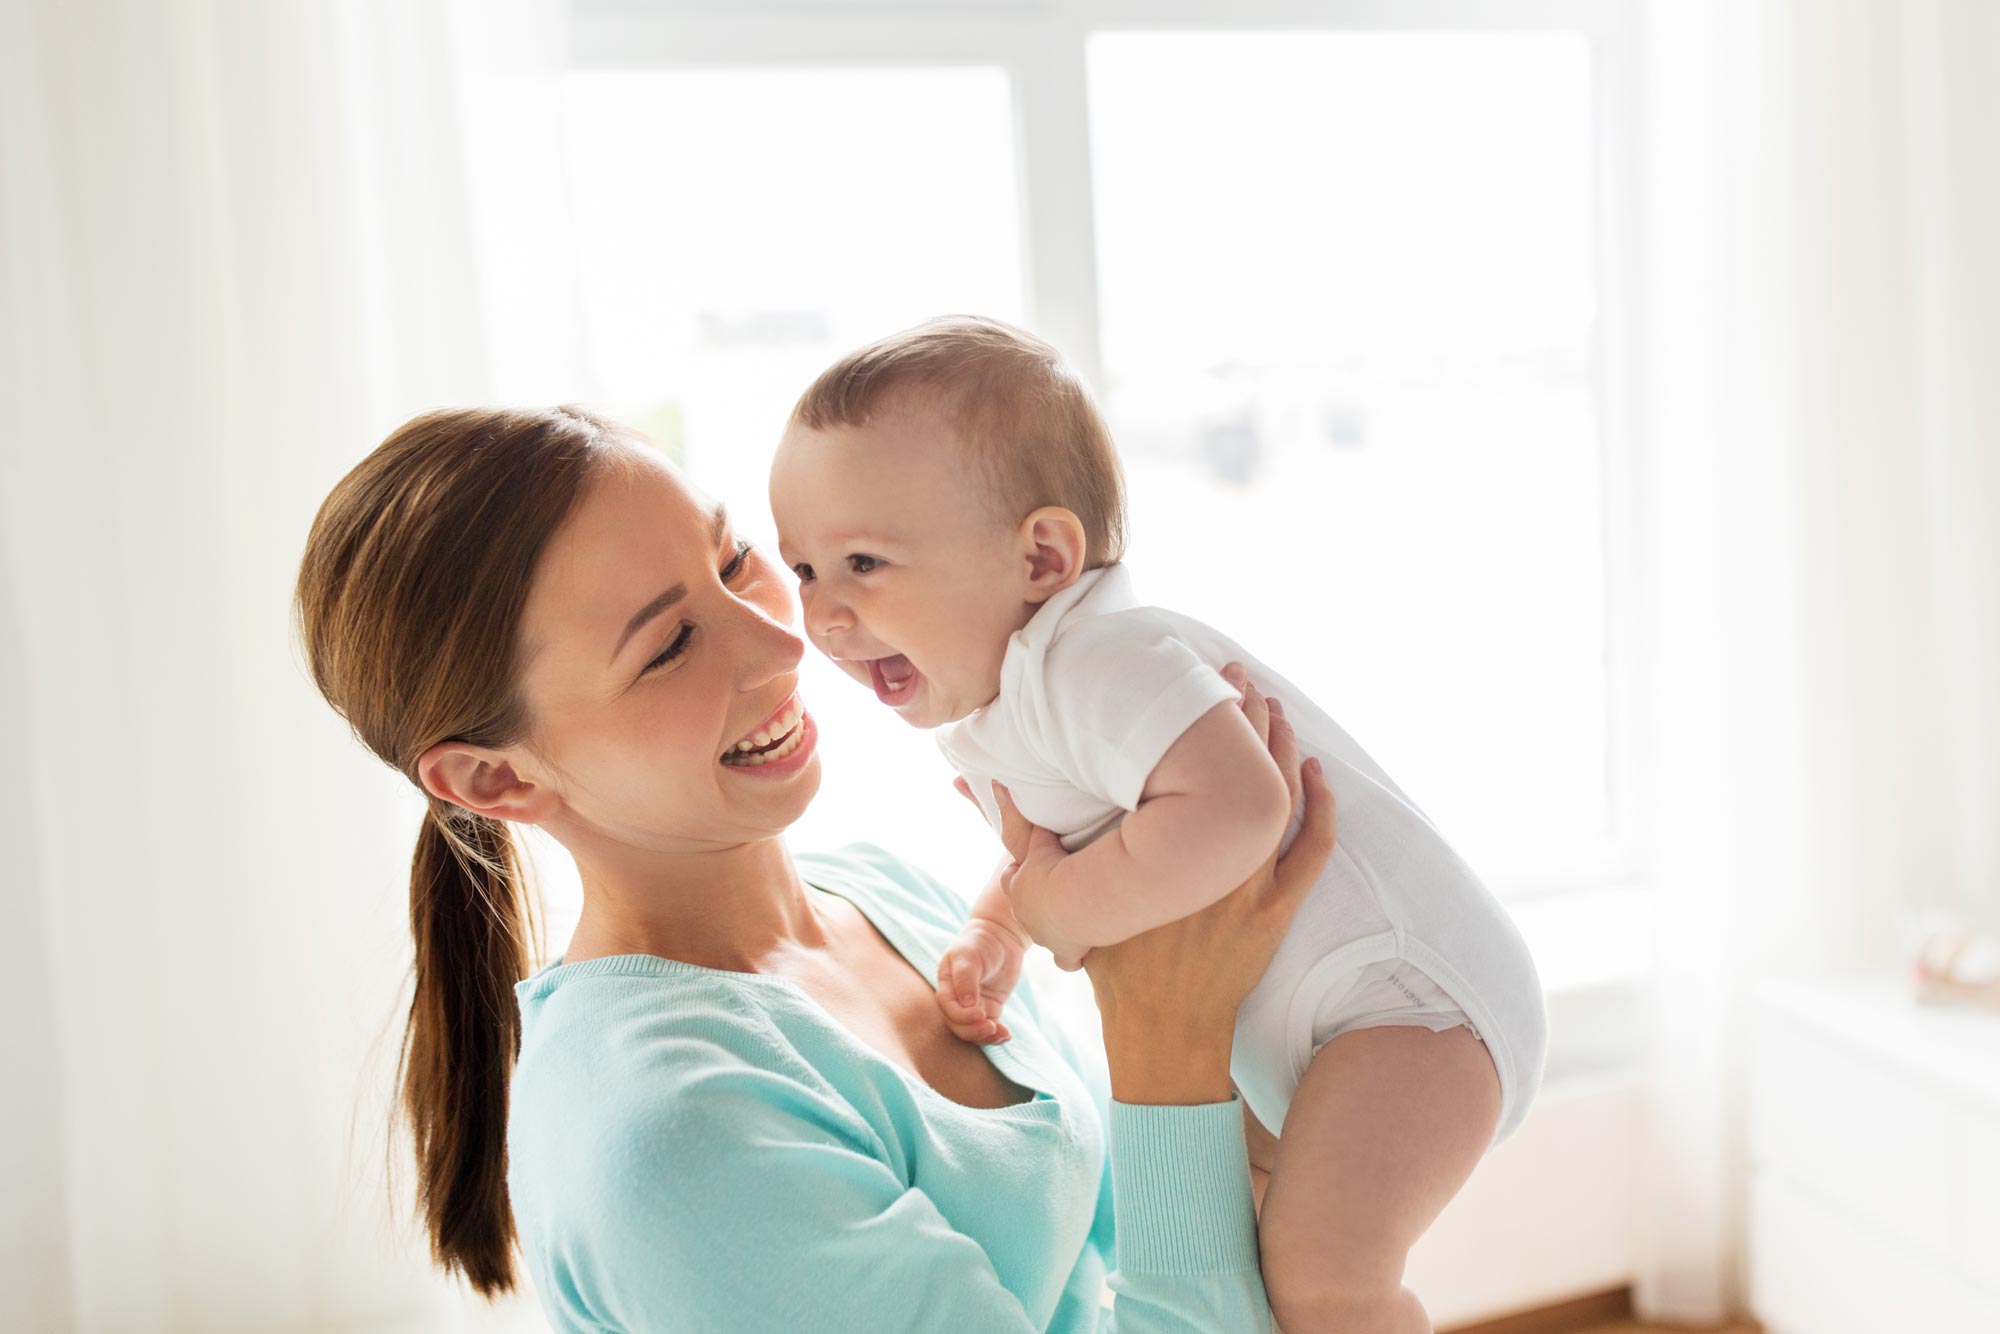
[721,540,752,582]
[847,554,881,575]
[645,623,694,673]
[791,562,815,583]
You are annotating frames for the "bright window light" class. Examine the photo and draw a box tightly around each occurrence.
[1088,32,1612,895]
[561,67,1029,893]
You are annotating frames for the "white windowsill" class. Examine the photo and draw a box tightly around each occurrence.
[1512,881,1654,995]
[1515,882,1656,1082]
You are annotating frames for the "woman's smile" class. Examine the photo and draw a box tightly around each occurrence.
[718,702,818,779]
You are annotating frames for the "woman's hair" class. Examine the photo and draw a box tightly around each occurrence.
[788,314,1128,568]
[294,405,630,1296]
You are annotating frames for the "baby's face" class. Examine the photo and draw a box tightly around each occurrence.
[770,400,1036,729]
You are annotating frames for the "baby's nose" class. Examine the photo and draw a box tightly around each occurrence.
[803,590,852,640]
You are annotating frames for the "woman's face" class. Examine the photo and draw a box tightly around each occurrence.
[511,448,822,851]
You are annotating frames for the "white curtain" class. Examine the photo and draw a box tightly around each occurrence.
[1632,0,2000,1319]
[0,2,573,1330]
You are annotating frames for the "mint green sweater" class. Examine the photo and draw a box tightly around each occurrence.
[506,843,1271,1332]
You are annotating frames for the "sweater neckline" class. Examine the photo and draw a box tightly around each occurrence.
[522,867,1064,1117]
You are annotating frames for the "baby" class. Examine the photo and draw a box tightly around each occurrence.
[770,316,1547,1330]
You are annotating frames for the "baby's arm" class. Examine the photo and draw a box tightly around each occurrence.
[935,854,1033,1045]
[1011,695,1292,965]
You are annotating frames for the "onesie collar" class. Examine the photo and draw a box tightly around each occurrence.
[1012,561,1140,652]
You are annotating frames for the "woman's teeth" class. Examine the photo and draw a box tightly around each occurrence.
[723,724,806,767]
[722,702,804,766]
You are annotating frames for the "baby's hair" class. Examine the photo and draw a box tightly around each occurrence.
[788,315,1128,569]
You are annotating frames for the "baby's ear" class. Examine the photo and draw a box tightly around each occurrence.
[1019,507,1087,602]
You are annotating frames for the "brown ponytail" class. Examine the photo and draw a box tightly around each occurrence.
[404,800,536,1296]
[294,407,632,1295]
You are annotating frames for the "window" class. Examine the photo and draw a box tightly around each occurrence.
[558,2,1636,904]
[1088,31,1612,895]
[561,64,1030,886]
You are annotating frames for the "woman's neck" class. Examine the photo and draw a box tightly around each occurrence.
[561,835,829,972]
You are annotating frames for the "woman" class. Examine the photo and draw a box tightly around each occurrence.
[293,405,1333,1331]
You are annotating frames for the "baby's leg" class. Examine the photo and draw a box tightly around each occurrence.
[1242,1094,1279,1216]
[1257,1026,1501,1334]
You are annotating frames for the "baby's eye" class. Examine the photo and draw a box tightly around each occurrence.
[791,562,815,583]
[847,554,881,575]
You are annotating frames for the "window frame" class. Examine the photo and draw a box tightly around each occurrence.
[568,0,1650,909]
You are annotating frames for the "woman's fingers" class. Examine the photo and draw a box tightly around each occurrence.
[1265,695,1302,809]
[1022,821,1065,858]
[992,783,1033,863]
[992,783,1066,865]
[1269,757,1334,916]
[952,775,977,809]
[1223,662,1273,749]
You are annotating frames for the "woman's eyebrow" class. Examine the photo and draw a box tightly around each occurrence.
[609,504,728,663]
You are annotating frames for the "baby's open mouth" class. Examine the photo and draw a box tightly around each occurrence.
[866,654,921,707]
[720,696,806,767]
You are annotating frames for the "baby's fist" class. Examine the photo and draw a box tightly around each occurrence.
[935,921,1026,1046]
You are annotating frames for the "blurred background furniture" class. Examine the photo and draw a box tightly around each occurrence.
[1750,978,2000,1332]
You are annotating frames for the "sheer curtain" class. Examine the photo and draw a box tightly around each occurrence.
[0,1,571,1329]
[1632,0,2000,1319]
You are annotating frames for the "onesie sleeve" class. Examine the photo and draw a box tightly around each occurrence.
[563,1058,1270,1333]
[1037,609,1244,812]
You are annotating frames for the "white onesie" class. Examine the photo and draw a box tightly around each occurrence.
[938,564,1547,1144]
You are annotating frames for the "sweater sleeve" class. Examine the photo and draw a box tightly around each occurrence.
[1018,965,1274,1332]
[566,1057,1270,1333]
[1101,1097,1274,1332]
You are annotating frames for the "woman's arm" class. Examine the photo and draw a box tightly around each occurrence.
[563,1070,1288,1334]
[1020,674,1337,1326]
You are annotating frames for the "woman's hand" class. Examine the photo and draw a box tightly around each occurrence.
[980,662,1335,1105]
[957,778,1092,972]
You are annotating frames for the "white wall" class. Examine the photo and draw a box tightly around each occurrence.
[1409,1075,1643,1326]
[0,517,76,1332]
[0,1,77,1320]
[1,1,493,1329]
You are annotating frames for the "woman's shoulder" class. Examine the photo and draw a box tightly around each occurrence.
[508,966,880,1215]
[514,955,847,1097]
[505,975,892,1324]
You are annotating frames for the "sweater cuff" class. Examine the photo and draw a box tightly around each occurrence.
[1107,1095,1261,1276]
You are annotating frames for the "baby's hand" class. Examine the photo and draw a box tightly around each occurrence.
[936,918,1027,1045]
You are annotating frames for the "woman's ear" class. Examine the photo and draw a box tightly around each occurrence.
[417,741,558,824]
[1018,507,1088,603]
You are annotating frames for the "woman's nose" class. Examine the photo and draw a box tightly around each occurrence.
[734,595,806,687]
